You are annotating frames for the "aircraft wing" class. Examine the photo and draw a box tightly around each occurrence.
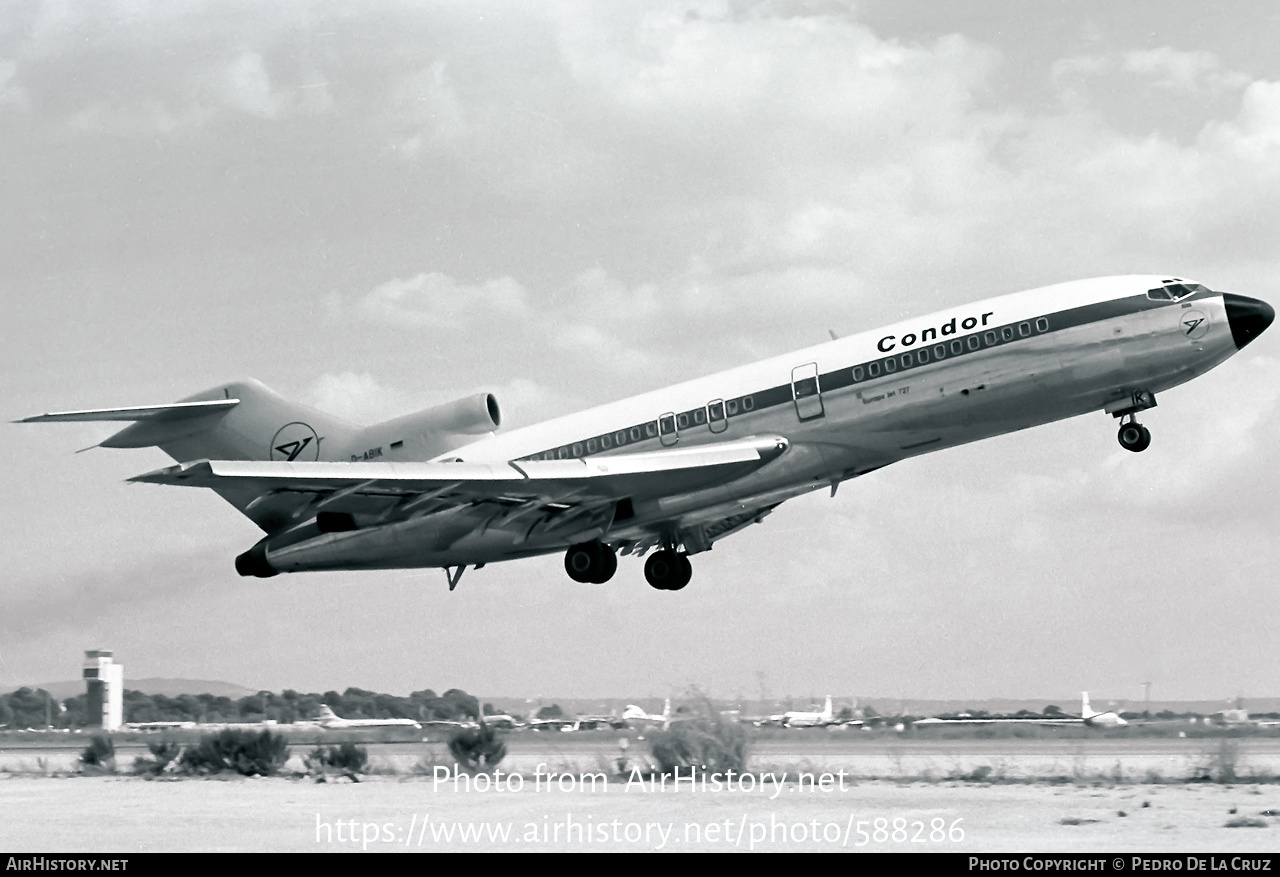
[128,435,789,536]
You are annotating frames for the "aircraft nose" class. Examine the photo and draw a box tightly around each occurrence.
[1223,293,1274,349]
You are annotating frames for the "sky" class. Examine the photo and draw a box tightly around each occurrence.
[2,1,1278,705]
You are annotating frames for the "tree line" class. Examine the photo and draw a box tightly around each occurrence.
[0,686,482,729]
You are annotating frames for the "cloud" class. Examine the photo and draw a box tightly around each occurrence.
[1121,47,1250,94]
[358,273,532,331]
[303,371,404,424]
[302,370,570,431]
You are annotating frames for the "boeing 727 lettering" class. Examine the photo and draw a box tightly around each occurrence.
[22,276,1272,591]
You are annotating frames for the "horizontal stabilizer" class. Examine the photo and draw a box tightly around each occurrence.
[19,399,240,423]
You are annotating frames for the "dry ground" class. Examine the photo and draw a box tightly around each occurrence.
[3,733,1278,851]
[1,774,1278,852]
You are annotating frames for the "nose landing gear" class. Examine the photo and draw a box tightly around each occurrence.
[564,540,618,583]
[1117,417,1151,453]
[1108,390,1156,453]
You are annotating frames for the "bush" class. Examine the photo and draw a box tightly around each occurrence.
[306,743,369,775]
[181,729,289,776]
[449,723,507,772]
[80,734,116,770]
[1207,739,1240,783]
[648,711,748,775]
[133,738,184,776]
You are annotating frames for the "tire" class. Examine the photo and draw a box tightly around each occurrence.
[644,550,678,590]
[588,546,618,584]
[668,554,693,591]
[1118,423,1150,453]
[645,550,691,591]
[564,541,602,583]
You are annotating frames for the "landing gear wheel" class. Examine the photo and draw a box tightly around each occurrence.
[644,549,693,591]
[589,547,617,584]
[565,541,602,583]
[564,541,617,583]
[1117,421,1151,453]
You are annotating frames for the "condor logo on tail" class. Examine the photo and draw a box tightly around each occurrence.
[270,422,319,461]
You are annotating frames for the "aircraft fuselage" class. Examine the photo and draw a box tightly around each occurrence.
[261,275,1269,576]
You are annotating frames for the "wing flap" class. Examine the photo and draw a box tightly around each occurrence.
[19,399,240,423]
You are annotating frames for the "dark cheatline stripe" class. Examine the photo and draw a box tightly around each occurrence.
[519,293,1179,461]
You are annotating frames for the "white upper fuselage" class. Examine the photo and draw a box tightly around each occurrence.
[447,275,1227,465]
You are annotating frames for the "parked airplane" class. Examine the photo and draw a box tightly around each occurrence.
[1081,692,1127,728]
[314,704,422,730]
[622,698,673,729]
[775,695,836,728]
[478,712,520,730]
[22,277,1272,591]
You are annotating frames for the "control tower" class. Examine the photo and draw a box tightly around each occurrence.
[83,650,123,731]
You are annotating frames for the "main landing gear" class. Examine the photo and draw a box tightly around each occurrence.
[1117,416,1151,453]
[563,540,694,590]
[564,540,617,584]
[644,549,692,591]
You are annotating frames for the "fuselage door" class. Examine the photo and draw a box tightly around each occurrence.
[659,412,678,447]
[707,399,728,434]
[791,363,825,421]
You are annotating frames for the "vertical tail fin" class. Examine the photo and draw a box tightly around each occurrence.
[112,380,358,532]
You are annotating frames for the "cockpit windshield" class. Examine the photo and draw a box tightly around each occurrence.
[1147,281,1209,302]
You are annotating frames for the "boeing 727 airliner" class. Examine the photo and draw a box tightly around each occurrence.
[22,276,1272,591]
